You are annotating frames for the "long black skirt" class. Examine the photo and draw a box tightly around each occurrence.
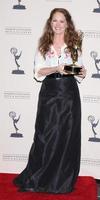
[13,75,81,194]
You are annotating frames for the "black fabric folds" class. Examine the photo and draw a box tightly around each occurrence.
[13,75,81,194]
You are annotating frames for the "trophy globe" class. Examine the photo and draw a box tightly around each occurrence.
[88,115,100,142]
[10,47,25,74]
[9,111,23,138]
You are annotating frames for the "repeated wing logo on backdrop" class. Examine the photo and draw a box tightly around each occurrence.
[10,47,25,74]
[13,0,26,10]
[9,111,23,138]
[90,51,100,78]
[88,115,100,142]
[93,0,100,13]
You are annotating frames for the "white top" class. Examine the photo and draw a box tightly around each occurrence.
[34,44,83,83]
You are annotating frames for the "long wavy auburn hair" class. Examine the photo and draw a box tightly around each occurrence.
[38,8,83,58]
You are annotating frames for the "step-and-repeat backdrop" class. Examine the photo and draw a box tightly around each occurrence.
[0,0,100,179]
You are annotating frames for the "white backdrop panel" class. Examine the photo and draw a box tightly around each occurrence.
[0,0,100,178]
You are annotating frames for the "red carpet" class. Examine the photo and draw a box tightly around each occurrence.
[0,173,97,200]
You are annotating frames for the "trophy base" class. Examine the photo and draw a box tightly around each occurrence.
[92,73,100,78]
[64,65,82,75]
[88,137,100,142]
[93,8,100,13]
[12,70,25,74]
[13,5,26,10]
[10,133,23,138]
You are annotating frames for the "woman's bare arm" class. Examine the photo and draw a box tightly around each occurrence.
[38,65,65,77]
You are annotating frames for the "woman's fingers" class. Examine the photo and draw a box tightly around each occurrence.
[79,66,87,78]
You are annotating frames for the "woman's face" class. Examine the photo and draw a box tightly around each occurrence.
[51,12,67,35]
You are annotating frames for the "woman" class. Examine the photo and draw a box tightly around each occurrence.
[13,8,86,193]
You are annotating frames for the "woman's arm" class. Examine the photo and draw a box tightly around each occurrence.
[38,65,65,77]
[34,51,64,81]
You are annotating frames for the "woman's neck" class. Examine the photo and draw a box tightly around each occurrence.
[53,35,64,47]
[53,36,65,56]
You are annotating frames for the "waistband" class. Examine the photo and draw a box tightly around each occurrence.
[46,73,73,79]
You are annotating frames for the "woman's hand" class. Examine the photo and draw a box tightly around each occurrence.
[57,65,68,75]
[78,65,87,79]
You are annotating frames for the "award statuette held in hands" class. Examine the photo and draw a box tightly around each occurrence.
[64,47,82,75]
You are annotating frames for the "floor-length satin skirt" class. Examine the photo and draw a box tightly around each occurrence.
[13,75,81,193]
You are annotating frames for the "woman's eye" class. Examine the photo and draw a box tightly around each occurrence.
[52,20,57,22]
